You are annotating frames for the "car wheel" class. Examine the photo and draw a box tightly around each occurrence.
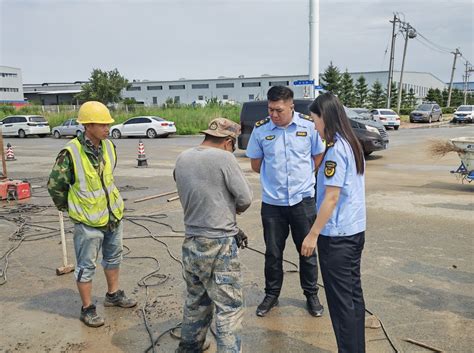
[76,130,82,137]
[394,126,399,130]
[54,131,61,139]
[18,129,26,138]
[428,115,432,124]
[147,129,157,138]
[438,114,442,122]
[111,129,121,139]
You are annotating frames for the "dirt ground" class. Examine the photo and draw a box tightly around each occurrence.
[0,124,473,352]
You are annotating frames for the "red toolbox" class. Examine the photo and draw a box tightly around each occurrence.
[0,180,31,200]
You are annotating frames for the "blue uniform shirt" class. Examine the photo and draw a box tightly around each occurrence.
[316,135,366,236]
[246,111,325,206]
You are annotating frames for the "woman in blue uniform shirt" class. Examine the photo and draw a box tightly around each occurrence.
[301,92,366,353]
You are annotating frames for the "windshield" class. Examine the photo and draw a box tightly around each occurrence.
[345,107,367,119]
[152,117,165,122]
[416,104,432,111]
[380,110,396,115]
[30,116,47,123]
[457,106,473,112]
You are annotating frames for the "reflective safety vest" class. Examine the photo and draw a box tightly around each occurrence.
[64,138,124,227]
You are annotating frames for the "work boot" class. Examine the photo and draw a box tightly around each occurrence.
[104,289,137,308]
[175,339,211,353]
[306,294,324,317]
[80,304,105,327]
[256,295,278,317]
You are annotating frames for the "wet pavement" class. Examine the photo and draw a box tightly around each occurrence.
[1,124,473,352]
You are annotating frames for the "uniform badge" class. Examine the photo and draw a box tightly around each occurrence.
[265,135,275,140]
[324,161,337,178]
[209,121,218,130]
[296,131,307,137]
[299,113,313,122]
[255,118,270,128]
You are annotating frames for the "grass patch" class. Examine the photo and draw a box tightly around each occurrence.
[0,105,242,135]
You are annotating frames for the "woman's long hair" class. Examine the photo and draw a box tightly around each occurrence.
[309,93,365,174]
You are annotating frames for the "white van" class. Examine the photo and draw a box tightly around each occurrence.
[0,115,51,138]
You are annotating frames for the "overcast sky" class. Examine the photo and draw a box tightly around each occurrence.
[1,0,472,84]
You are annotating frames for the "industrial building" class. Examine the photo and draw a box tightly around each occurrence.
[0,66,25,105]
[23,70,448,106]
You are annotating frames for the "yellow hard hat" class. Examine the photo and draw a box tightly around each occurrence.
[77,101,114,124]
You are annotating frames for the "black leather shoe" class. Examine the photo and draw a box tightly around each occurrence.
[256,295,279,317]
[306,294,324,317]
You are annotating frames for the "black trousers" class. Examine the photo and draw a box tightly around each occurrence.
[261,197,318,297]
[318,232,366,353]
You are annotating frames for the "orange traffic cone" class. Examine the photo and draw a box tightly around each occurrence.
[136,139,148,168]
[6,143,16,161]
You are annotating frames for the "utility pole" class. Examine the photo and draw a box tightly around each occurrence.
[386,14,399,108]
[396,23,416,113]
[463,60,473,105]
[309,0,320,98]
[447,48,461,107]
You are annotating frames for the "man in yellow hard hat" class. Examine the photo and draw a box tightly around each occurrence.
[48,101,136,327]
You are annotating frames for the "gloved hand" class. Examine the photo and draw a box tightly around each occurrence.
[234,228,248,249]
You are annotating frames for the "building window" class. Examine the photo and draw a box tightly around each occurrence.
[223,95,229,100]
[216,83,234,88]
[249,94,255,100]
[0,87,19,92]
[170,84,185,90]
[0,72,18,77]
[147,85,163,90]
[269,81,289,86]
[152,97,158,104]
[198,95,204,100]
[174,96,180,103]
[242,82,261,88]
[192,84,209,89]
[126,86,141,91]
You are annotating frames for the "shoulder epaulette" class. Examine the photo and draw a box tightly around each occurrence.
[298,113,313,122]
[255,118,270,128]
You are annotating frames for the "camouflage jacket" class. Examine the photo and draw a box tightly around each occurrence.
[47,134,119,228]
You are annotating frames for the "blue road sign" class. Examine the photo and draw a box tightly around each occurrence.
[314,85,323,90]
[293,80,314,86]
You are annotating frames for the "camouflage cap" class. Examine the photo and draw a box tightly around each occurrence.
[201,118,241,139]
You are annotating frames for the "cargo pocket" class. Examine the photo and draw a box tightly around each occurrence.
[214,271,243,308]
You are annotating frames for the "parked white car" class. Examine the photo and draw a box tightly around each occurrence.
[0,115,50,137]
[110,116,176,139]
[452,105,473,124]
[370,109,401,130]
[52,119,84,138]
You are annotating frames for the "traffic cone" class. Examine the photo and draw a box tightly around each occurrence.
[6,143,16,161]
[136,139,148,168]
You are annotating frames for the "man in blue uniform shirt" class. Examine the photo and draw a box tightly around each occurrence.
[246,86,325,317]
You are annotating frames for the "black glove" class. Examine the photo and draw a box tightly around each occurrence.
[234,228,248,249]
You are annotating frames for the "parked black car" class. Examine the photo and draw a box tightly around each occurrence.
[238,99,388,156]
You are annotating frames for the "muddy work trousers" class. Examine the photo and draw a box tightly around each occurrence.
[178,236,243,353]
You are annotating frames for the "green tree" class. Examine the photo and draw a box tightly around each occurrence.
[75,68,129,105]
[385,82,398,108]
[369,80,385,108]
[451,88,464,107]
[441,88,449,106]
[425,88,442,104]
[407,88,417,107]
[400,89,409,108]
[338,70,355,106]
[354,75,369,108]
[320,61,341,95]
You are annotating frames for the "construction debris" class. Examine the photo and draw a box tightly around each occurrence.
[427,139,463,158]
